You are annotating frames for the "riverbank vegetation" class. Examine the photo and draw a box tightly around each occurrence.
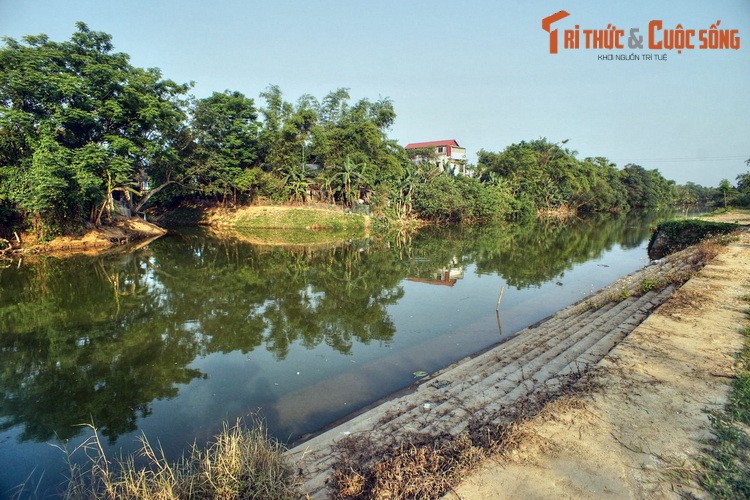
[647,219,739,259]
[62,420,300,499]
[3,24,745,243]
[698,296,750,498]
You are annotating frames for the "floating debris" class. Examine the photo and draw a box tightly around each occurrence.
[413,371,428,378]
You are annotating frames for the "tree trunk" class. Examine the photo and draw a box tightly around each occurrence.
[132,180,176,213]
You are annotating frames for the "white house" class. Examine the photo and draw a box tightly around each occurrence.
[405,139,468,176]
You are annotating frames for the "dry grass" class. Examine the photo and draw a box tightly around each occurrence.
[330,372,597,499]
[330,432,497,499]
[62,419,301,499]
[657,289,707,318]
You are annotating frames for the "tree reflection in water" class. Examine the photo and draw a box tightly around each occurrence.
[0,210,667,445]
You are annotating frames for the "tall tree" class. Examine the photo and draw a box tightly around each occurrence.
[718,178,732,208]
[0,23,190,236]
[189,90,259,203]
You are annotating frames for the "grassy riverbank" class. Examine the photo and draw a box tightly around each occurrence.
[229,205,369,232]
[161,204,369,231]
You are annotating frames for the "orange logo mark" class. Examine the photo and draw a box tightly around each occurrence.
[542,10,571,54]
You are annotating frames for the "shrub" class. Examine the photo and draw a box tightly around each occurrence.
[647,219,738,259]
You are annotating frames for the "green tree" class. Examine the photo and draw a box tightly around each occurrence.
[329,156,371,206]
[479,139,595,214]
[256,86,407,208]
[718,178,732,208]
[619,164,675,209]
[189,90,260,204]
[0,23,190,236]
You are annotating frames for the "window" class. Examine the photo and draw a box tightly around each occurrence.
[437,146,445,153]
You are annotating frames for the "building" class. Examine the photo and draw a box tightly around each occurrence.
[404,139,468,176]
[406,257,465,287]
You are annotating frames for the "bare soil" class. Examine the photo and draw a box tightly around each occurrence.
[448,214,750,499]
[9,216,166,258]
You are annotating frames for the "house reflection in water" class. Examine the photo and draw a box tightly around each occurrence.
[407,257,464,287]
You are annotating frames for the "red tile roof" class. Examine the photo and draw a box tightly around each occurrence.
[405,139,460,149]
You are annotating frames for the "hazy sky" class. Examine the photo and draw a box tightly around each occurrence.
[1,0,748,186]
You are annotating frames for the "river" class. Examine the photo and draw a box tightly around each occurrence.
[0,211,669,497]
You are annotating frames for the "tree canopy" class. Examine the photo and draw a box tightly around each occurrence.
[476,139,677,216]
[0,23,190,237]
[0,25,697,238]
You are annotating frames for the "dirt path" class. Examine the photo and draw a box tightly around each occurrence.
[448,226,750,499]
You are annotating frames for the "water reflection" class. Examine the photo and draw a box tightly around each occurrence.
[0,210,666,449]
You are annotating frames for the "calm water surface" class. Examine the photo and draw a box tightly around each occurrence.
[0,212,669,496]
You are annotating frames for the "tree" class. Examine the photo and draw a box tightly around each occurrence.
[736,170,750,207]
[479,139,591,214]
[189,90,260,203]
[330,156,371,206]
[718,179,732,208]
[255,86,407,207]
[619,164,675,209]
[0,23,190,236]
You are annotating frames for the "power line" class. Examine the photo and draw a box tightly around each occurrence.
[611,156,747,164]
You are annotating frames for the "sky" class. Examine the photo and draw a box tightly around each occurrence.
[1,0,748,187]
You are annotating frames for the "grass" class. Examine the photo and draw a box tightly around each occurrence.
[578,238,723,312]
[698,296,750,498]
[639,278,658,294]
[702,207,733,217]
[60,419,301,499]
[332,432,488,499]
[159,203,370,235]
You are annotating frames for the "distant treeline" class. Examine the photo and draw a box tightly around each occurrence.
[0,24,746,238]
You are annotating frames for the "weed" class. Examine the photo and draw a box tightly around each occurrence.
[60,419,300,499]
[639,278,659,294]
[697,304,750,498]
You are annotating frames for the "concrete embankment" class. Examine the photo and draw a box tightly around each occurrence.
[449,227,749,499]
[288,243,711,498]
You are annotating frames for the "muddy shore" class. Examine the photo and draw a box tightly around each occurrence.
[2,216,166,258]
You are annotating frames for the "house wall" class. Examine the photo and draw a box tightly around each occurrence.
[406,142,470,176]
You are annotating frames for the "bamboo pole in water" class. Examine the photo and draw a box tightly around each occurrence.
[495,286,506,312]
